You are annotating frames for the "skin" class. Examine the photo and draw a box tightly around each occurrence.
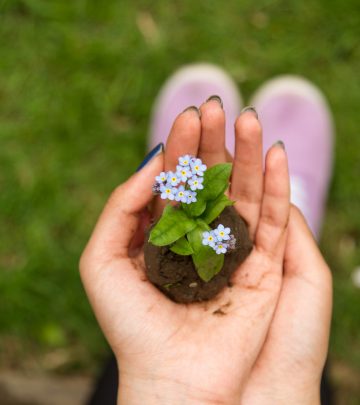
[80,100,332,404]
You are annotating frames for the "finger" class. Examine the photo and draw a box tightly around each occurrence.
[81,152,164,262]
[285,205,332,283]
[255,142,290,260]
[226,148,233,162]
[198,96,227,166]
[230,110,263,240]
[153,107,201,217]
[284,205,332,348]
[248,205,332,382]
[165,107,201,170]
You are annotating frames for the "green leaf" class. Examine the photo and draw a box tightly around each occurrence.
[193,248,224,282]
[149,205,197,246]
[181,196,206,217]
[201,194,235,224]
[170,236,194,255]
[187,223,224,282]
[187,222,210,251]
[201,163,232,201]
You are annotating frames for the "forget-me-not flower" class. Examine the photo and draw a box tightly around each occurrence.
[178,154,193,167]
[155,171,168,184]
[160,184,177,201]
[190,158,207,176]
[186,190,197,204]
[214,224,231,241]
[188,175,204,191]
[215,242,228,255]
[176,165,192,182]
[175,185,188,203]
[202,231,217,248]
[167,171,181,187]
[152,182,161,194]
[228,234,237,250]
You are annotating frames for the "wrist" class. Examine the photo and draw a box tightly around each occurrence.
[118,372,240,405]
[241,386,320,405]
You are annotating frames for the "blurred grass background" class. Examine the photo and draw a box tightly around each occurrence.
[0,0,359,403]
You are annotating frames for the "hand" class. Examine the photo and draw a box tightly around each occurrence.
[80,104,291,404]
[177,102,332,404]
[241,205,332,405]
[171,100,332,404]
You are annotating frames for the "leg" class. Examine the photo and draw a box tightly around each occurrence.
[148,63,243,154]
[249,76,334,238]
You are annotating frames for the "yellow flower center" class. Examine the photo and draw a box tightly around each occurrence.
[195,165,199,170]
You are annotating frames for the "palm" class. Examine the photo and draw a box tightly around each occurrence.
[98,245,283,399]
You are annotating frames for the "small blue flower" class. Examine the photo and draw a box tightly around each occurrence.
[167,171,181,187]
[188,175,204,191]
[176,165,192,182]
[178,154,193,167]
[175,185,188,203]
[186,190,197,204]
[155,171,168,184]
[202,231,217,248]
[214,224,231,241]
[152,182,161,194]
[228,234,237,250]
[190,158,207,176]
[160,184,177,201]
[215,242,228,255]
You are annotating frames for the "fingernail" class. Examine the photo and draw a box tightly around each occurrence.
[182,105,201,118]
[240,106,258,119]
[273,140,285,149]
[136,143,164,172]
[206,95,223,109]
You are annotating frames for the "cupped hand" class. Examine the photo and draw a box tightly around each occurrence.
[79,99,328,405]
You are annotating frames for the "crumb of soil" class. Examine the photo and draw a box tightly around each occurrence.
[144,206,253,303]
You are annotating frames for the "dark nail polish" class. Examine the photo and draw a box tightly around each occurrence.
[136,143,164,172]
[182,105,201,118]
[240,106,258,119]
[206,95,223,109]
[273,140,285,149]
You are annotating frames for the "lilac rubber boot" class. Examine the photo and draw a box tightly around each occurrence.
[148,63,243,154]
[250,76,335,238]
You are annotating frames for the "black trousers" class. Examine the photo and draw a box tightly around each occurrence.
[86,353,334,405]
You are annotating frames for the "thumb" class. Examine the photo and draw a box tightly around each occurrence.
[81,145,164,265]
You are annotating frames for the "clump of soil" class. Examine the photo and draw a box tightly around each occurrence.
[144,206,253,303]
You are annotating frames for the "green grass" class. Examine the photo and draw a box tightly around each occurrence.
[0,0,359,397]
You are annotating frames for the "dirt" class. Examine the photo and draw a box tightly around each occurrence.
[144,206,253,303]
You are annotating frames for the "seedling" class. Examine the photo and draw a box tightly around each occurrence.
[149,155,236,282]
